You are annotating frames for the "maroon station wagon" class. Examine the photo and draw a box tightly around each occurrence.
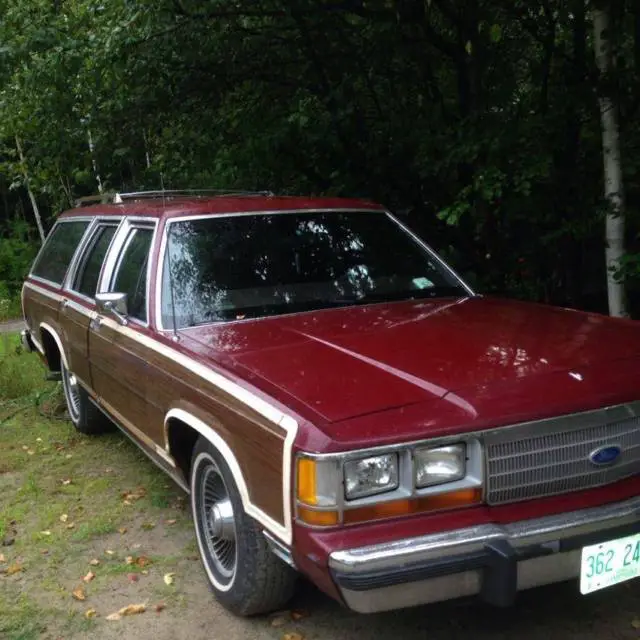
[20,190,640,615]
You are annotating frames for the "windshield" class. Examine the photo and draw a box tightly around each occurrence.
[160,210,468,328]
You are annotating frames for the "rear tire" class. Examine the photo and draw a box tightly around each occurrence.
[61,362,112,435]
[190,436,297,616]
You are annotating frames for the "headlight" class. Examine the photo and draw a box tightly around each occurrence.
[344,453,399,500]
[415,444,466,488]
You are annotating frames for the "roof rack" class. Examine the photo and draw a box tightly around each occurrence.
[74,189,274,207]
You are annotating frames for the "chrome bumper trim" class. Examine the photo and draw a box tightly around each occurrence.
[329,495,640,612]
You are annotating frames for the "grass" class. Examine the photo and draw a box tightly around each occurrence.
[0,333,195,640]
[0,295,22,323]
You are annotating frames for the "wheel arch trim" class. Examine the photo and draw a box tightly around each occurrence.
[164,408,293,545]
[39,322,69,369]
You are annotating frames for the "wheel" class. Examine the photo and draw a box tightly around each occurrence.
[61,362,112,435]
[190,437,297,616]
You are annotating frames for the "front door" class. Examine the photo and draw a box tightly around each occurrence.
[88,220,157,444]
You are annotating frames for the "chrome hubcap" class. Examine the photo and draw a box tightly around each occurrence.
[62,366,81,421]
[200,463,237,580]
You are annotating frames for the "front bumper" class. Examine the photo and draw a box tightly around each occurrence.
[329,495,640,613]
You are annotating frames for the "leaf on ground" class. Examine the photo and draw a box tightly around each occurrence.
[105,550,115,556]
[107,603,146,620]
[72,587,86,601]
[163,572,175,586]
[66,523,75,530]
[270,616,287,628]
[141,522,155,531]
[282,634,305,640]
[41,549,48,555]
[155,603,166,613]
[164,519,177,525]
[127,573,139,583]
[121,487,146,503]
[59,514,68,523]
[118,528,127,534]
[125,556,134,565]
[82,571,95,583]
[40,530,51,537]
[85,608,97,619]
[61,478,72,485]
[0,553,5,562]
[27,450,35,455]
[632,619,640,629]
[89,559,100,566]
[291,610,309,621]
[136,556,152,568]
[3,563,22,576]
[22,445,28,450]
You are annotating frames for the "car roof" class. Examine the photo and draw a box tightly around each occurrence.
[59,195,385,221]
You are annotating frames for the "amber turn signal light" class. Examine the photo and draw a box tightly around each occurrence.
[342,487,482,525]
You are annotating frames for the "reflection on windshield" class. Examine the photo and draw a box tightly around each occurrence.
[161,211,466,328]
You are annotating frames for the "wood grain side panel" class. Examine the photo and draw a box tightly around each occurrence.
[23,286,60,348]
[59,306,92,386]
[125,339,288,524]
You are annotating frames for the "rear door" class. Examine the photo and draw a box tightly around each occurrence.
[61,220,121,389]
[88,218,158,443]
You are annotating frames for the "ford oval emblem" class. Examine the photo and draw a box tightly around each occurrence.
[589,445,622,467]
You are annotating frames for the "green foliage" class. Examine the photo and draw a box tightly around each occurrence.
[0,0,638,313]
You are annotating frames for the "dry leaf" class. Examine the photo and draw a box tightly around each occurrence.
[105,550,115,556]
[61,479,72,486]
[40,530,51,537]
[22,445,28,451]
[41,549,49,555]
[36,437,42,443]
[163,572,175,586]
[291,610,308,621]
[125,556,134,565]
[282,634,305,640]
[155,603,166,613]
[135,556,152,568]
[121,488,146,503]
[0,553,6,562]
[3,563,22,576]
[105,603,147,620]
[127,573,139,583]
[89,559,100,566]
[118,528,127,535]
[72,587,86,601]
[83,571,95,583]
[165,519,177,526]
[66,523,75,530]
[27,450,35,456]
[65,454,73,459]
[59,514,69,523]
[141,522,155,531]
[270,617,287,628]
[85,608,97,619]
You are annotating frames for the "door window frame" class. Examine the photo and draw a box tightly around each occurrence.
[29,217,94,288]
[64,217,124,303]
[99,217,159,328]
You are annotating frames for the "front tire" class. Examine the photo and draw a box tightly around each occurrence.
[190,437,297,616]
[61,363,111,435]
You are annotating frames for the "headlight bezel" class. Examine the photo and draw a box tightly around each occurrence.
[295,438,484,527]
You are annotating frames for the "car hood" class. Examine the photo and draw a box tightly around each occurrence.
[182,296,640,424]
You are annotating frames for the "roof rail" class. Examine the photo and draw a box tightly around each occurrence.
[113,189,274,203]
[74,189,274,207]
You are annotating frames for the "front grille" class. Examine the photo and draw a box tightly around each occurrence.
[485,416,640,505]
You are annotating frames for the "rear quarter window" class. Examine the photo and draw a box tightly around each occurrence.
[31,220,90,285]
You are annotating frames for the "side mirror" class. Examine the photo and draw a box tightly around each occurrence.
[96,292,129,326]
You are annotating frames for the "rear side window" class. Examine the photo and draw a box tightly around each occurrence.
[72,225,118,298]
[31,220,90,284]
[111,228,154,322]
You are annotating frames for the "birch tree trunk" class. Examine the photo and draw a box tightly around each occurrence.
[15,136,45,245]
[593,4,627,317]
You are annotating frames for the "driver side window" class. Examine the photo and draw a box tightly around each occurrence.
[110,227,154,323]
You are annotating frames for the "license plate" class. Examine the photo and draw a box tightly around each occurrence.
[580,533,640,594]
